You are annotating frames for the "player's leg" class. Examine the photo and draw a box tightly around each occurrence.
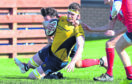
[93,34,122,81]
[28,63,66,80]
[27,45,51,69]
[76,59,100,68]
[37,45,64,79]
[27,53,43,69]
[75,56,107,68]
[115,32,132,79]
[80,34,122,69]
[118,0,132,80]
[71,44,107,68]
[14,45,50,73]
[28,45,51,79]
[14,53,43,73]
[28,65,46,79]
[105,34,122,76]
[28,50,68,79]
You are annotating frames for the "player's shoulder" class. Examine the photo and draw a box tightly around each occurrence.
[79,24,83,28]
[58,16,67,21]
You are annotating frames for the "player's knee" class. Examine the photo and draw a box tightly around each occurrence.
[75,61,82,68]
[106,41,114,47]
[29,58,39,68]
[106,41,111,46]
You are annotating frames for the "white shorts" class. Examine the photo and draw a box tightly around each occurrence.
[123,32,132,44]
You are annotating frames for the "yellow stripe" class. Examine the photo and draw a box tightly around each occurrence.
[33,69,41,79]
[30,58,39,67]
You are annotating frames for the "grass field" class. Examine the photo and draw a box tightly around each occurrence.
[0,39,132,84]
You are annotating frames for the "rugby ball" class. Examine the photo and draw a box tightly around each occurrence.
[45,19,58,36]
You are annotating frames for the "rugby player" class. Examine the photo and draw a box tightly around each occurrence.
[90,0,132,81]
[14,4,108,79]
[14,3,85,79]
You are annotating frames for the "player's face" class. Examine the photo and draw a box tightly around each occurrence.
[104,0,113,5]
[44,15,52,21]
[67,11,79,23]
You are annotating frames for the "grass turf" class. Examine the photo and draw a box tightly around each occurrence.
[0,39,132,84]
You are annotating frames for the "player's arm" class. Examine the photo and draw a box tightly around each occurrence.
[47,36,54,44]
[69,44,77,60]
[106,26,127,36]
[110,0,122,20]
[89,24,110,32]
[71,35,84,63]
[82,19,116,32]
[65,35,84,72]
[115,27,127,36]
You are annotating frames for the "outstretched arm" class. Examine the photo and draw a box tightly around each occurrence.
[115,27,127,36]
[105,26,127,36]
[82,19,116,32]
[65,35,84,72]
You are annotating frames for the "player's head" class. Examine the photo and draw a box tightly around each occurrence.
[41,7,59,21]
[104,0,113,5]
[67,2,80,23]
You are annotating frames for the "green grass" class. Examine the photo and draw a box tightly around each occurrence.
[0,39,132,84]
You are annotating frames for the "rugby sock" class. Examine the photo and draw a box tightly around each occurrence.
[125,66,132,79]
[82,59,100,68]
[33,68,42,79]
[24,64,29,71]
[30,58,39,68]
[106,48,115,76]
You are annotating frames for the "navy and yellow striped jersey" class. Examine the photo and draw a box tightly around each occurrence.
[51,16,85,62]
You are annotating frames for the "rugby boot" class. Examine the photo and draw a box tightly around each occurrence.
[14,58,27,73]
[93,73,113,81]
[99,56,108,69]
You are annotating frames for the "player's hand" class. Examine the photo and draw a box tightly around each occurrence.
[81,23,92,31]
[105,30,115,36]
[46,23,56,31]
[64,61,75,72]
